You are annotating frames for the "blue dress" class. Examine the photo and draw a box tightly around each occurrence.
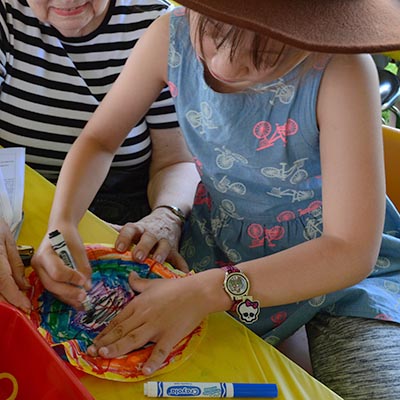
[168,9,400,343]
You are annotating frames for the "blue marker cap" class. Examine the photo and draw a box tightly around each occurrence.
[233,383,278,398]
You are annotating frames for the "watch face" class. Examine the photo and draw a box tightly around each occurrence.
[226,272,249,297]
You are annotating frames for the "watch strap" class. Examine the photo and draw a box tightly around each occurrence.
[222,266,260,324]
[153,205,186,223]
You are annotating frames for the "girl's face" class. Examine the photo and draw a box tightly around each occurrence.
[26,0,110,37]
[189,12,311,92]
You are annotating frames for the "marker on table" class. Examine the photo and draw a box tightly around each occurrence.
[48,229,92,312]
[143,382,278,398]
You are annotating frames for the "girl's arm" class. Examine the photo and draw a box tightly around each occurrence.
[31,14,172,307]
[89,54,386,375]
[237,54,384,306]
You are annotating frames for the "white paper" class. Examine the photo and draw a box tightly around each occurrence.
[0,147,25,238]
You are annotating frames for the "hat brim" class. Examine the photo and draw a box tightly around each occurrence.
[177,0,400,54]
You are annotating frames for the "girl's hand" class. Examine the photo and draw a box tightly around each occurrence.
[87,271,208,375]
[113,207,189,272]
[31,226,92,309]
[0,219,31,312]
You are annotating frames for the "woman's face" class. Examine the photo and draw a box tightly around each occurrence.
[26,0,110,37]
[189,12,310,92]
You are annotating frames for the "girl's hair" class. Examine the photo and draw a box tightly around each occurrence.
[188,10,288,70]
[186,10,331,90]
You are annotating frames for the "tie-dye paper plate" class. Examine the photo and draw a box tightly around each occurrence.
[28,244,207,382]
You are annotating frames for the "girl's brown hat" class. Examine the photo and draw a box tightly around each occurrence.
[177,0,400,54]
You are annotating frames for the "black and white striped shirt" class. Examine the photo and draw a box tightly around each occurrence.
[0,0,177,181]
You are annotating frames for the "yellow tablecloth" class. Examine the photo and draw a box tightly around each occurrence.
[19,165,342,400]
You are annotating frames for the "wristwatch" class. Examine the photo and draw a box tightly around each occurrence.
[222,266,260,324]
[153,205,186,224]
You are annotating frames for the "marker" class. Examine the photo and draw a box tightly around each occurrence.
[143,382,278,398]
[48,229,92,311]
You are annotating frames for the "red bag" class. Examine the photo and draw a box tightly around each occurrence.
[0,302,94,400]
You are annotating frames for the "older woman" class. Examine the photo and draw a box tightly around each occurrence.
[0,0,198,311]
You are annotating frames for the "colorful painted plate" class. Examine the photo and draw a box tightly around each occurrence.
[28,244,207,382]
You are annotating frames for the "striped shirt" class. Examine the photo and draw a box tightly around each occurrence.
[0,0,178,181]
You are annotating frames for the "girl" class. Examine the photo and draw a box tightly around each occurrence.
[33,1,400,398]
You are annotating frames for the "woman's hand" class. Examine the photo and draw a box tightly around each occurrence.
[113,207,188,272]
[0,219,31,312]
[87,271,211,375]
[31,226,92,309]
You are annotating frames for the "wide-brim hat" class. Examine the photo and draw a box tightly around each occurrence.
[177,0,400,54]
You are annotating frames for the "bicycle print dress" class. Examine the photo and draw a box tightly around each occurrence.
[168,9,400,342]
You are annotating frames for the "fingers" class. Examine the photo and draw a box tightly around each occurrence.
[0,226,31,312]
[34,264,88,309]
[88,298,142,355]
[37,265,87,309]
[167,249,189,273]
[5,234,30,290]
[88,274,153,356]
[108,223,122,232]
[86,274,202,376]
[94,284,141,341]
[90,323,149,358]
[37,269,87,308]
[117,224,176,265]
[135,234,178,264]
[115,210,185,266]
[87,300,173,376]
[115,223,144,253]
[35,252,87,287]
[128,270,151,293]
[89,324,177,376]
[68,250,92,292]
[142,339,174,375]
[132,232,159,262]
[0,263,31,312]
[31,242,91,309]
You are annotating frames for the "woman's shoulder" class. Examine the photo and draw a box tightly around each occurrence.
[0,0,30,15]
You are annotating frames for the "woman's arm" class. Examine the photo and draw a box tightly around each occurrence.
[115,126,200,270]
[148,127,198,217]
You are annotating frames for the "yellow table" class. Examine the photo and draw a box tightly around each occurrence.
[19,166,342,400]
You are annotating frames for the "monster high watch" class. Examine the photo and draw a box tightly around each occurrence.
[222,266,260,324]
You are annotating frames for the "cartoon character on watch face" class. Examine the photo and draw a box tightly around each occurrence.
[237,298,260,323]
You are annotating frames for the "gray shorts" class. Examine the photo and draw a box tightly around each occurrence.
[307,314,400,400]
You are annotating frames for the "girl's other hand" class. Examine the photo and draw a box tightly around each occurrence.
[87,271,208,374]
